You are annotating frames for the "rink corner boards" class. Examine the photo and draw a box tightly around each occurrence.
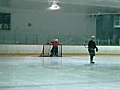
[0,53,120,57]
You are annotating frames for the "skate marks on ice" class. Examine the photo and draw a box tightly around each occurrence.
[0,56,120,90]
[41,57,62,69]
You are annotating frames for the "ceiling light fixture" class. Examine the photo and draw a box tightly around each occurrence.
[47,0,60,10]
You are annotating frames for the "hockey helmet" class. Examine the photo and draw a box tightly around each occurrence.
[55,38,58,41]
[91,35,95,39]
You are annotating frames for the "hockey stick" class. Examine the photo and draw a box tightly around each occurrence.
[84,43,98,51]
[84,40,88,49]
[84,42,95,50]
[84,44,88,48]
[84,44,95,51]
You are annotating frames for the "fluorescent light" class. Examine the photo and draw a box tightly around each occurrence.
[47,0,60,10]
[48,4,60,10]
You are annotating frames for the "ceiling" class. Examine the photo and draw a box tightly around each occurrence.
[0,0,120,15]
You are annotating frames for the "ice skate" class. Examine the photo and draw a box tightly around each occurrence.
[90,62,95,64]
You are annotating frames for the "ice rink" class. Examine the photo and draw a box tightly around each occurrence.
[0,56,120,90]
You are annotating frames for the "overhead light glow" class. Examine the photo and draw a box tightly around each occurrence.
[47,0,60,10]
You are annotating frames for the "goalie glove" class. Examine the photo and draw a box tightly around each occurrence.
[96,47,98,52]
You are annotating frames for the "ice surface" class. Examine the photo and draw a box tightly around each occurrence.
[0,56,120,90]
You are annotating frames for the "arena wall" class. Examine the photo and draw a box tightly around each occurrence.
[0,45,120,56]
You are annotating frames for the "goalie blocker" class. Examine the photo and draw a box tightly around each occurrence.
[40,44,62,57]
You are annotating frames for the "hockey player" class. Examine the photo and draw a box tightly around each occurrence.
[88,36,98,64]
[50,38,60,57]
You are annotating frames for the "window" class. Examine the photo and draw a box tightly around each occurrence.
[0,13,11,30]
[114,15,120,28]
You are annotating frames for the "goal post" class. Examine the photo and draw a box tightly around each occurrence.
[40,44,62,57]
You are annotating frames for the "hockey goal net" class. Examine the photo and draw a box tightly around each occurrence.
[40,44,62,57]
